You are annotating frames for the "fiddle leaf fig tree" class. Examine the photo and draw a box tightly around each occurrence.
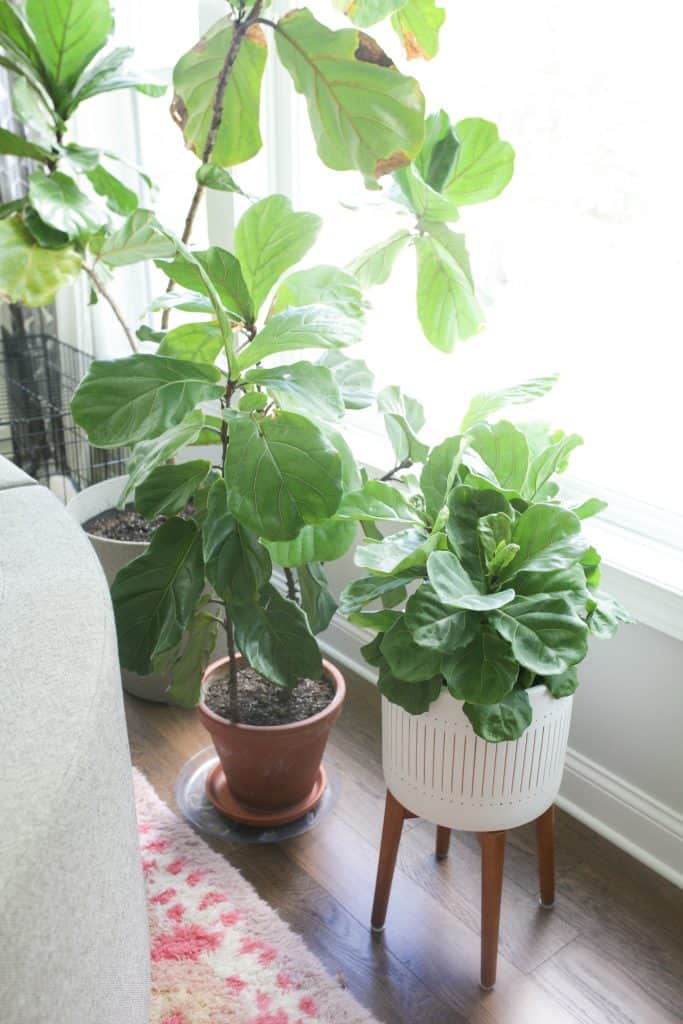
[339,378,632,741]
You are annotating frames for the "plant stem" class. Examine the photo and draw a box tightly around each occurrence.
[380,457,412,482]
[161,0,264,329]
[284,567,299,603]
[223,607,240,723]
[83,264,137,353]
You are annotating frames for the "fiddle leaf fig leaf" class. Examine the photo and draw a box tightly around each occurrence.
[393,163,459,221]
[404,584,478,652]
[26,0,112,97]
[513,564,590,615]
[427,550,516,611]
[270,265,365,321]
[490,594,589,675]
[155,246,254,323]
[464,420,529,494]
[71,354,223,447]
[231,583,322,688]
[66,46,166,115]
[335,0,406,28]
[196,163,245,195]
[380,615,442,682]
[0,1,42,70]
[0,126,52,163]
[339,568,422,614]
[415,110,459,191]
[544,666,579,699]
[443,118,515,206]
[463,689,532,743]
[98,209,176,267]
[134,460,211,519]
[171,17,267,167]
[157,322,224,364]
[522,432,583,500]
[420,435,464,523]
[234,195,321,314]
[391,0,445,60]
[378,385,429,463]
[378,663,442,715]
[442,627,518,705]
[225,411,343,541]
[264,520,357,567]
[446,485,513,583]
[356,526,439,575]
[587,589,633,639]
[238,305,361,371]
[244,362,345,421]
[501,505,588,580]
[571,497,608,520]
[318,351,374,409]
[460,374,558,431]
[0,215,81,306]
[119,411,206,504]
[275,8,425,181]
[203,477,272,603]
[163,608,218,709]
[85,164,138,216]
[415,232,483,350]
[348,229,412,287]
[337,479,425,525]
[28,170,107,240]
[297,561,337,635]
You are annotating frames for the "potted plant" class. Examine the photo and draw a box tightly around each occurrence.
[338,377,631,831]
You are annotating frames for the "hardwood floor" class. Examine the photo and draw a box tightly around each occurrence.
[124,675,683,1024]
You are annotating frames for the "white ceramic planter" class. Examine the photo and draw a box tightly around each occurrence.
[68,475,171,703]
[382,685,573,832]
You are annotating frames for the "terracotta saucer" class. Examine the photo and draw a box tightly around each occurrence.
[205,762,327,827]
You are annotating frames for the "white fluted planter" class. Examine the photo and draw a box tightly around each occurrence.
[381,685,573,832]
[68,475,171,702]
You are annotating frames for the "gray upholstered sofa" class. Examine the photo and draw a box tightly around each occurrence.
[0,457,150,1023]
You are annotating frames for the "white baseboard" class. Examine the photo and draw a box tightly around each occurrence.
[319,613,683,890]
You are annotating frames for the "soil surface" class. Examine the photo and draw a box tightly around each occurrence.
[204,666,335,726]
[84,506,163,542]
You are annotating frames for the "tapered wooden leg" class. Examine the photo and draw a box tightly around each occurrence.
[436,826,451,860]
[535,804,555,908]
[479,830,506,990]
[371,790,412,931]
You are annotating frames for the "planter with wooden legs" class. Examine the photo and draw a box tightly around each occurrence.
[371,685,573,989]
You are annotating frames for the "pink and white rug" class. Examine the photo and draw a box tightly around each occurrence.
[134,769,378,1024]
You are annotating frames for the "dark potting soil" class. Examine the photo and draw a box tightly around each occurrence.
[83,506,163,542]
[204,666,335,727]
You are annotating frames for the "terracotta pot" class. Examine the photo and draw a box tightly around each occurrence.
[198,655,346,816]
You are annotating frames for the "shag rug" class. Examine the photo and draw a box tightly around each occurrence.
[134,769,378,1024]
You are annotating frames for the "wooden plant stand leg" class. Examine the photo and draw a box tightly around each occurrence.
[535,803,555,908]
[479,830,506,990]
[371,790,415,932]
[435,826,451,860]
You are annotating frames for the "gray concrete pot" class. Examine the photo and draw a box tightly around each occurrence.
[68,475,171,703]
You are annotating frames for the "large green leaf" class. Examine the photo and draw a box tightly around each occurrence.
[0,126,52,163]
[67,46,165,114]
[97,209,176,267]
[203,477,271,603]
[112,517,205,674]
[85,163,138,216]
[163,607,218,708]
[225,411,343,541]
[491,594,588,675]
[337,479,424,525]
[446,484,513,583]
[297,561,337,635]
[0,2,42,70]
[514,564,589,615]
[427,550,515,611]
[231,583,322,687]
[22,206,69,249]
[11,78,54,147]
[414,111,459,191]
[443,118,515,206]
[26,0,112,96]
[270,264,365,321]
[238,305,361,371]
[381,615,442,682]
[587,589,633,639]
[275,8,425,181]
[391,0,445,60]
[318,351,374,410]
[320,423,362,492]
[156,322,224,364]
[420,435,463,522]
[464,420,529,494]
[134,460,211,519]
[523,432,583,500]
[244,362,344,421]
[71,354,223,447]
[460,374,558,431]
[378,662,442,714]
[120,411,206,504]
[336,0,406,28]
[442,627,518,704]
[171,17,267,167]
[463,688,532,742]
[155,246,254,323]
[0,215,80,306]
[501,505,588,580]
[28,170,106,240]
[404,584,478,652]
[264,520,357,567]
[415,233,482,351]
[234,195,321,314]
[339,568,423,614]
[348,229,412,287]
[544,667,579,699]
[378,385,429,463]
[356,526,441,575]
[393,163,459,222]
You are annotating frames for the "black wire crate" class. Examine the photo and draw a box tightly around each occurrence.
[0,331,127,503]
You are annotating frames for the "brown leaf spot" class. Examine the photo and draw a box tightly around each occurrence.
[170,95,186,131]
[401,30,429,61]
[374,151,410,178]
[246,23,267,47]
[355,32,394,69]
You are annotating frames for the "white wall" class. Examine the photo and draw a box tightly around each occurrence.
[316,538,683,888]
